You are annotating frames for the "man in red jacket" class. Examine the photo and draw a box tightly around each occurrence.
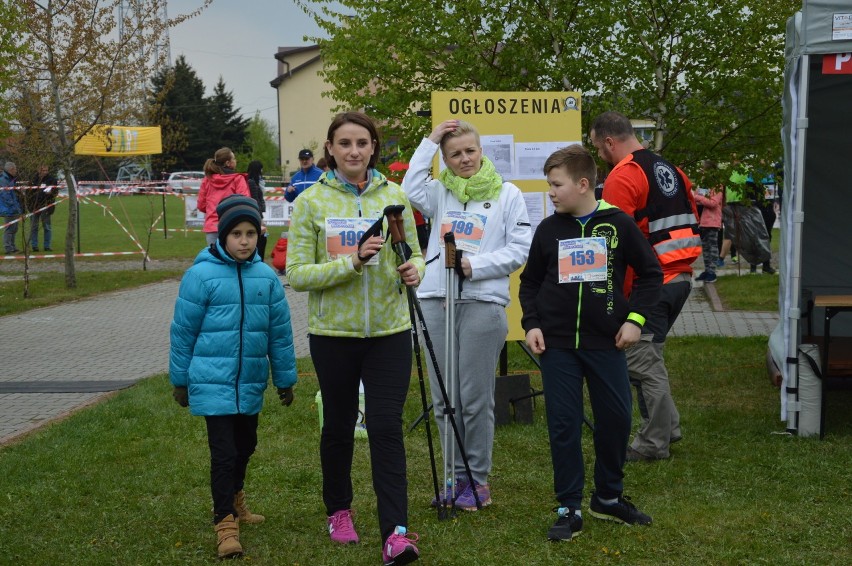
[590,111,701,462]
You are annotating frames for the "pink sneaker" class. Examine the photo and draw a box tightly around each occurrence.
[327,509,359,544]
[382,526,420,565]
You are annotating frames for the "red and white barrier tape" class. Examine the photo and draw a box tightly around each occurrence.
[0,197,67,229]
[2,250,145,259]
[78,196,146,253]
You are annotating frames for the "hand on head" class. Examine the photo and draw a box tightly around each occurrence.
[428,120,460,144]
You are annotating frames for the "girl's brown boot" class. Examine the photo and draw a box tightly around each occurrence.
[234,490,265,524]
[214,514,243,558]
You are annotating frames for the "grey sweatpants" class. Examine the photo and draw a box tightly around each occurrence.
[419,299,507,485]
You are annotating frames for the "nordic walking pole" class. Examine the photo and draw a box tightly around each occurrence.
[443,232,458,510]
[409,285,481,513]
[441,231,481,511]
[382,205,443,519]
[386,207,480,513]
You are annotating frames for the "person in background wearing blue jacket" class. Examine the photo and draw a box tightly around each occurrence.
[1,162,21,254]
[169,195,297,559]
[285,148,323,202]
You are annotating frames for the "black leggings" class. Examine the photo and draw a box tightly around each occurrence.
[311,331,412,542]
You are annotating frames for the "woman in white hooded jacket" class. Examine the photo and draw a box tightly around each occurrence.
[402,119,531,510]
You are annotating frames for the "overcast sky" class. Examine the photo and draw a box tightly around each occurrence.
[167,0,330,134]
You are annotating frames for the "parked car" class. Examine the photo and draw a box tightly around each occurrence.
[166,171,204,194]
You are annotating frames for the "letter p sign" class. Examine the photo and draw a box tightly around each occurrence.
[823,53,852,74]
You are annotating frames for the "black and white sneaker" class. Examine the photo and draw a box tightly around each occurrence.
[547,507,582,541]
[589,494,652,526]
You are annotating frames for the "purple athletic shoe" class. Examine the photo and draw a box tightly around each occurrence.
[455,481,492,511]
[430,477,468,507]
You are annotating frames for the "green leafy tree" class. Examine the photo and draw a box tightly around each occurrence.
[0,1,30,138]
[236,112,281,176]
[299,0,797,175]
[584,1,796,175]
[11,0,211,288]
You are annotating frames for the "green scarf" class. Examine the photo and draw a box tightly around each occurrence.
[438,155,503,204]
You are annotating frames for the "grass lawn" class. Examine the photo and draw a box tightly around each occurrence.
[1,338,850,565]
[6,222,846,563]
[714,274,779,312]
[2,193,225,310]
[15,193,210,259]
[0,270,184,316]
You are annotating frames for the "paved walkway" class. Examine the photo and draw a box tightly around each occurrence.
[0,265,777,446]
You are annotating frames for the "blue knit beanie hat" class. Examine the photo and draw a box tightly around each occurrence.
[216,195,262,249]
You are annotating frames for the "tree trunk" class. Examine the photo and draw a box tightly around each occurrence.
[61,169,78,288]
[46,42,77,288]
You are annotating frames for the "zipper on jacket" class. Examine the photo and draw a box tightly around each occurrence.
[363,267,371,335]
[575,221,586,349]
[357,193,370,334]
[236,262,245,412]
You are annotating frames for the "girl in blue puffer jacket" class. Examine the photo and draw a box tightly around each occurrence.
[169,195,297,559]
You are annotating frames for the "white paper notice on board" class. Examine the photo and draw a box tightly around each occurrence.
[515,141,583,180]
[523,192,546,232]
[515,143,550,180]
[481,134,514,180]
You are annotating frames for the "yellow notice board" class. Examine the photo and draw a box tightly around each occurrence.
[431,91,583,341]
[75,125,163,156]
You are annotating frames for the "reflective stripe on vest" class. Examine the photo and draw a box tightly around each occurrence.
[649,212,699,234]
[654,228,703,264]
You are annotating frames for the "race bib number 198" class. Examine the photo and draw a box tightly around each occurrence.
[439,210,487,254]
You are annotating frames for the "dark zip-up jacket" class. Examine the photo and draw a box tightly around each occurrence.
[519,201,662,350]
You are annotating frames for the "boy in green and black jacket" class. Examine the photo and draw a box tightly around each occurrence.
[519,145,662,542]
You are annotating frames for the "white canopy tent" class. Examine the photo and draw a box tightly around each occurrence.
[772,1,852,436]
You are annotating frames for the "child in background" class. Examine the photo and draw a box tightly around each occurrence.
[694,160,724,283]
[197,147,252,246]
[519,145,662,541]
[170,195,297,559]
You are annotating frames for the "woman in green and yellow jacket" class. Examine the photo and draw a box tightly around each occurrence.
[286,112,425,565]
